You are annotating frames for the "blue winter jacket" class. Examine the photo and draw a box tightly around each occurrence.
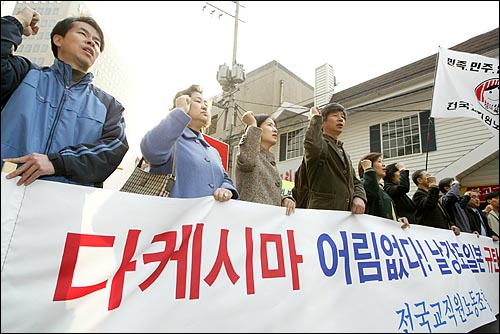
[1,15,128,187]
[141,108,239,199]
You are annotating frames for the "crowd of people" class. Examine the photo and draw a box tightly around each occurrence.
[1,8,498,240]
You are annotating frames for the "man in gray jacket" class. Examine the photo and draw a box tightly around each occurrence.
[303,102,366,213]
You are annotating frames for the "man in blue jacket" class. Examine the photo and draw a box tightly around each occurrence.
[1,6,128,188]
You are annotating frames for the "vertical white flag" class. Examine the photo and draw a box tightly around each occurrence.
[430,47,499,136]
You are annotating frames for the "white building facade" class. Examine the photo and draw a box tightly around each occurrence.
[314,63,335,107]
[275,28,499,201]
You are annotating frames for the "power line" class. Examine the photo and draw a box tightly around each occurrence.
[219,97,434,142]
[235,85,433,127]
[234,82,346,110]
[205,2,245,23]
[275,96,433,129]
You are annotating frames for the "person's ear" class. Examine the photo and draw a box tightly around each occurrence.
[53,34,63,48]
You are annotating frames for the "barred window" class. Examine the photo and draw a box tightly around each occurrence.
[279,128,305,161]
[381,115,421,158]
[369,111,436,155]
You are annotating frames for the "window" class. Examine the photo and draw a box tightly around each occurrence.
[381,115,420,158]
[279,128,305,161]
[369,111,436,157]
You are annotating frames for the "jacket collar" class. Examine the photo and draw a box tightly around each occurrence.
[52,58,94,86]
[182,128,210,148]
[324,133,343,146]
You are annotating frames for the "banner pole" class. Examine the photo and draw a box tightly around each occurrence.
[425,46,442,171]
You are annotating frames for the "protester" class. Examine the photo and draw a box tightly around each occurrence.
[235,111,295,215]
[303,102,366,213]
[462,190,498,240]
[437,177,472,233]
[358,153,409,228]
[1,7,129,187]
[484,192,499,236]
[140,84,238,202]
[383,162,416,224]
[412,170,460,235]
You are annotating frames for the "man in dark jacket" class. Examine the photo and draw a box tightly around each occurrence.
[462,190,499,241]
[303,102,366,213]
[437,177,472,233]
[411,169,460,235]
[383,162,416,224]
[1,7,128,188]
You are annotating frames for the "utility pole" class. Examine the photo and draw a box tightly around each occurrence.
[232,1,239,66]
[214,1,245,131]
[228,1,240,129]
[210,1,245,177]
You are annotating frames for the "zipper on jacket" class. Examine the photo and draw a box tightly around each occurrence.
[44,64,71,154]
[44,88,68,154]
[44,64,90,154]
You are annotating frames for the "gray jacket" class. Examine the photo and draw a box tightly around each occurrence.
[235,126,288,206]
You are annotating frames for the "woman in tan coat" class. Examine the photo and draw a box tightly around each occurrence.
[235,111,295,215]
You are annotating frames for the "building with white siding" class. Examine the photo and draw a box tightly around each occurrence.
[274,28,499,201]
[331,28,498,200]
[314,63,335,108]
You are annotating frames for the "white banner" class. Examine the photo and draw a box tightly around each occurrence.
[430,47,499,136]
[1,175,499,333]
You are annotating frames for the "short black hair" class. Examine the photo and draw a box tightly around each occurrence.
[412,169,425,186]
[485,192,499,201]
[383,163,398,184]
[321,102,346,121]
[254,114,276,128]
[438,177,454,193]
[51,16,105,58]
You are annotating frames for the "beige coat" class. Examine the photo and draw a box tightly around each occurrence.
[235,126,288,206]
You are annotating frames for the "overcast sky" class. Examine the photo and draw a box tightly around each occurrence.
[85,1,499,142]
[3,1,499,153]
[84,1,499,94]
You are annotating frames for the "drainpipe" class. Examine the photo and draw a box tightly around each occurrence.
[279,79,284,105]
